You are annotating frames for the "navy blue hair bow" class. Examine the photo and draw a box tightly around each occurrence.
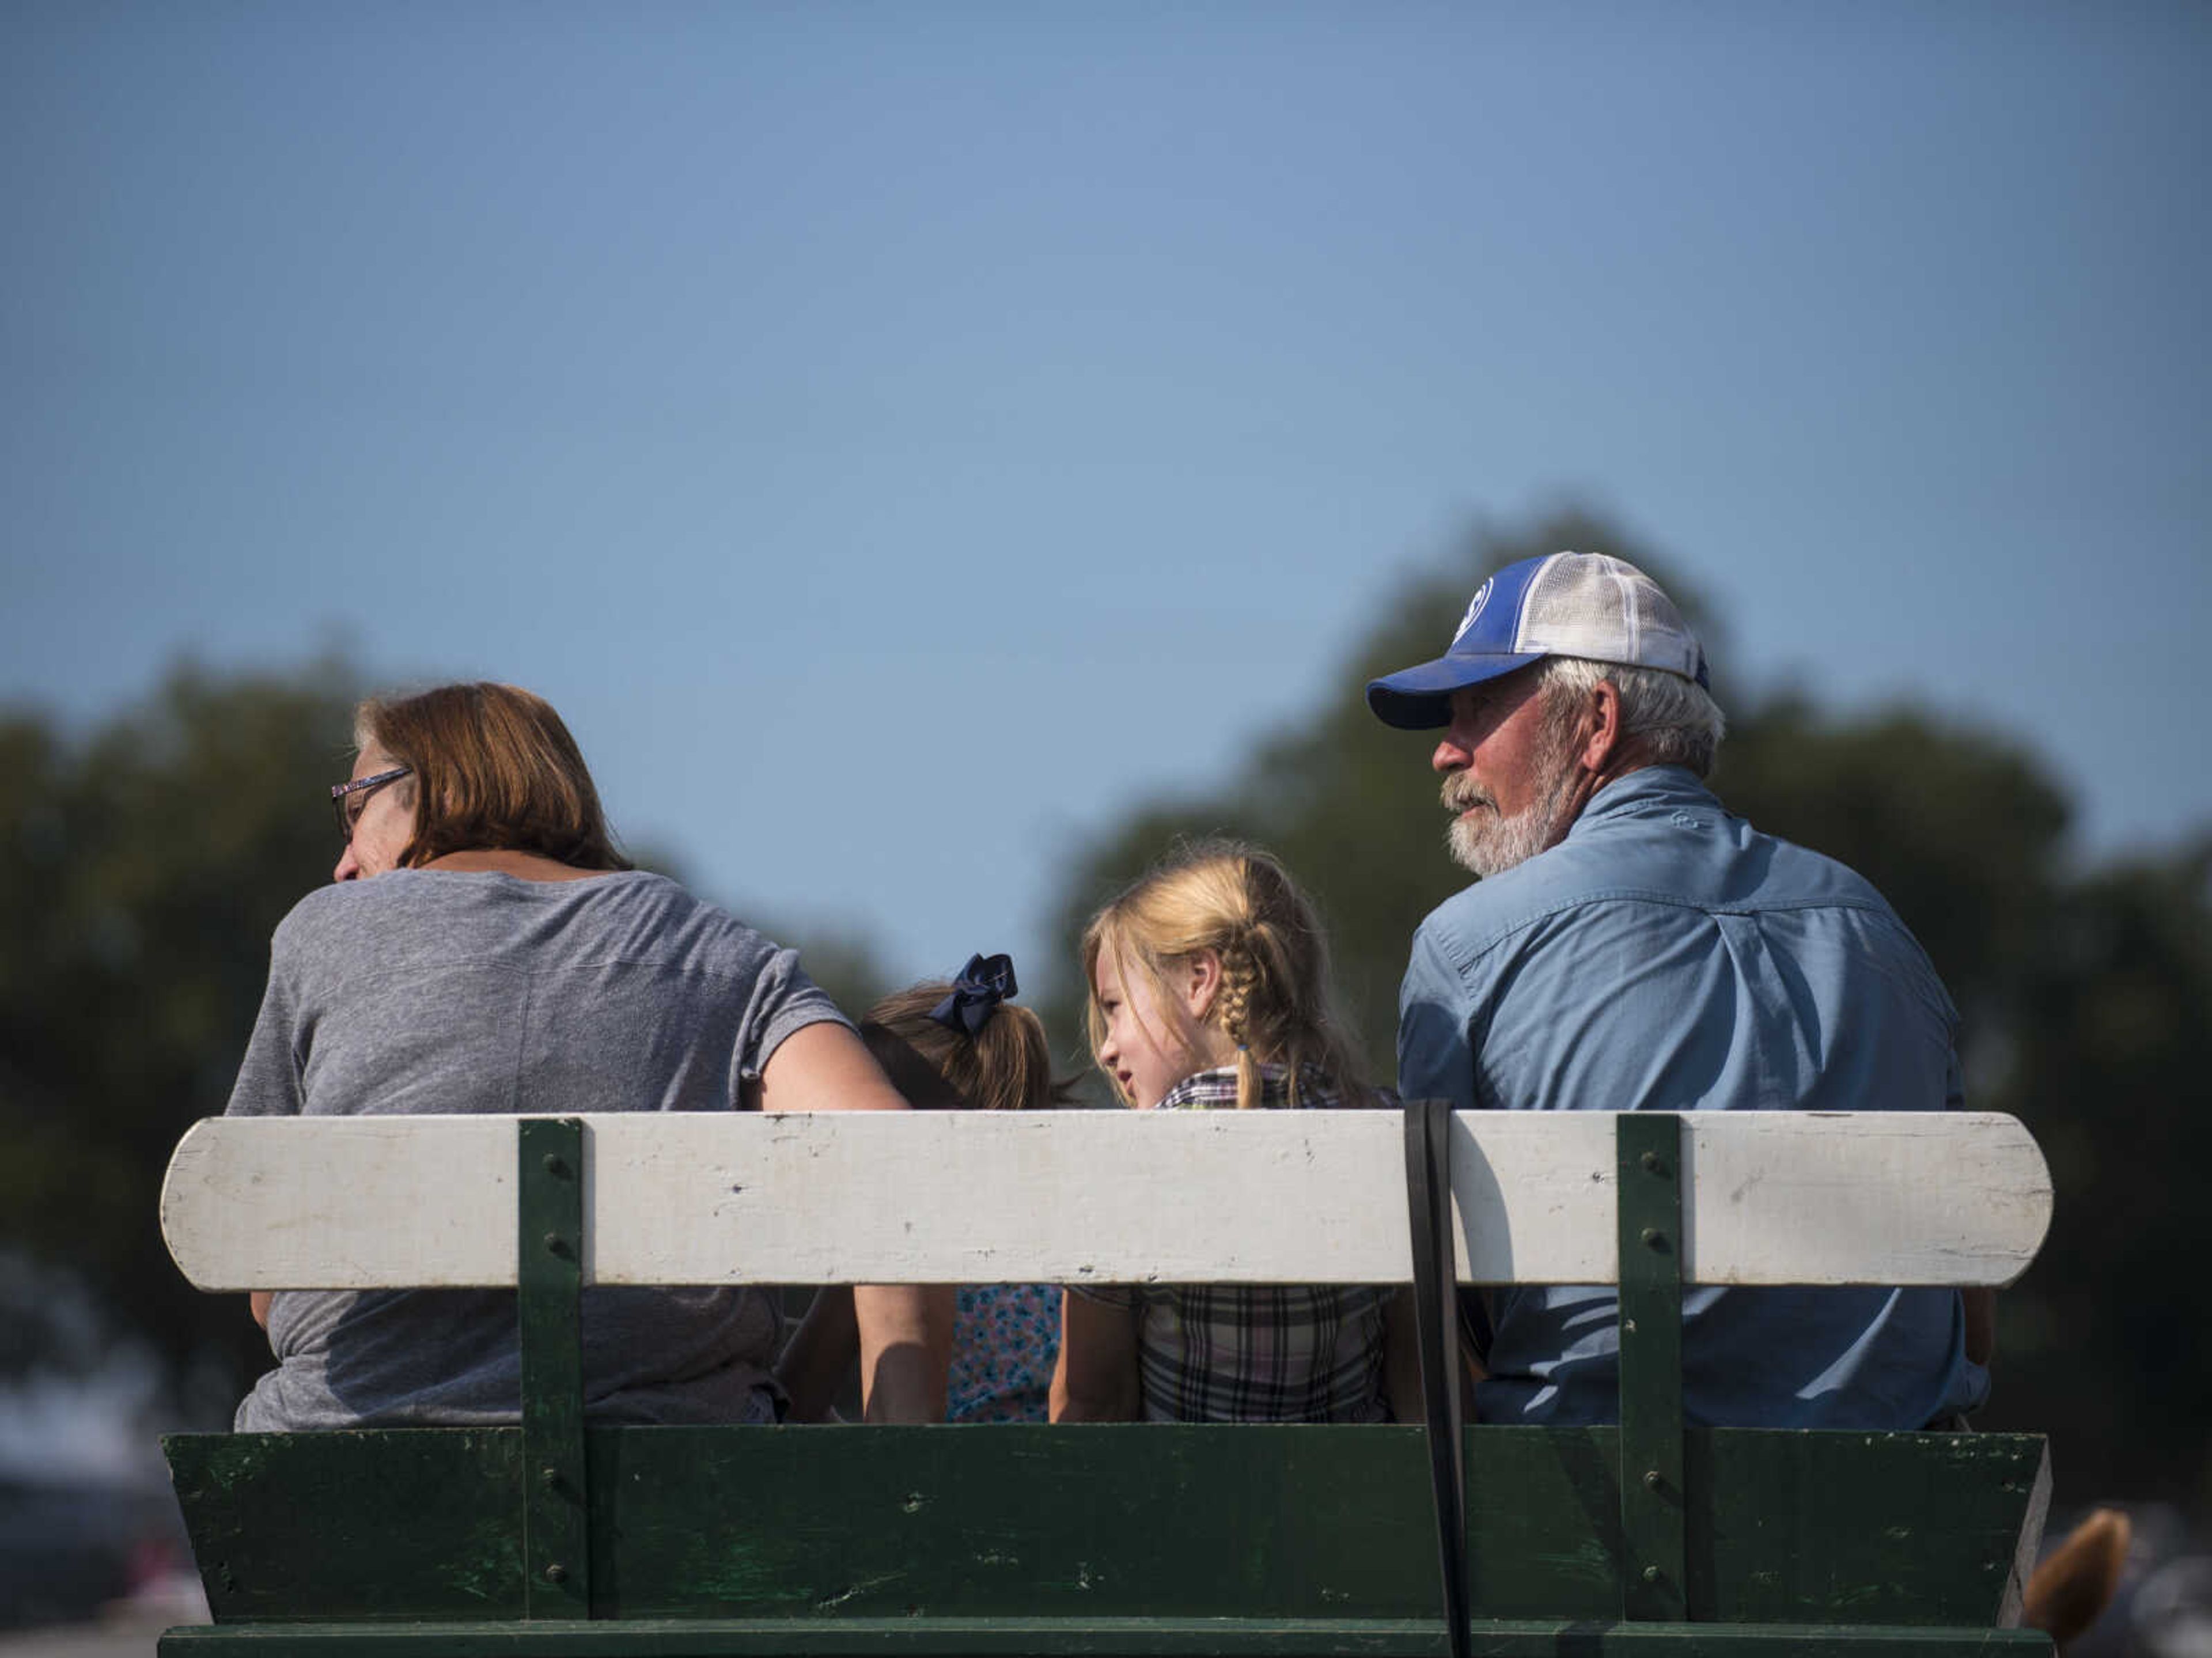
[929,952,1019,1036]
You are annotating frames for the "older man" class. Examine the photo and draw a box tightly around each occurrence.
[1367,550,1990,1430]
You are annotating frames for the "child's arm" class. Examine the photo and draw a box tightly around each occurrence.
[775,1285,859,1422]
[1050,1288,1141,1421]
[855,1283,955,1423]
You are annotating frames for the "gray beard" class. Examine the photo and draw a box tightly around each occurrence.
[1445,761,1580,879]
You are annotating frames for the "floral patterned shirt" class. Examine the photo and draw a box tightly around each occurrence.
[947,1281,1059,1424]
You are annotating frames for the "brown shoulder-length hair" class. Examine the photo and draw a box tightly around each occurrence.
[355,682,632,871]
[858,982,1070,1114]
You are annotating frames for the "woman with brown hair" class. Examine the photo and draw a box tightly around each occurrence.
[229,682,938,1429]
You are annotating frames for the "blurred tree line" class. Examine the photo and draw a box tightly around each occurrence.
[1,506,2203,1512]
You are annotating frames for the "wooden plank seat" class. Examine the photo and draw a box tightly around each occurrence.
[156,1108,2056,1656]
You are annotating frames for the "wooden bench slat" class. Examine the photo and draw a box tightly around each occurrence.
[157,1617,2062,1655]
[161,1110,2050,1292]
[161,1424,2048,1632]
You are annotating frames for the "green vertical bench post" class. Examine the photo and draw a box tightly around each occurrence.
[1616,1111,1687,1622]
[518,1117,589,1617]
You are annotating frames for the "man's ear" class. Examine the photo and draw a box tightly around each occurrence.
[1181,949,1224,1023]
[1578,680,1626,773]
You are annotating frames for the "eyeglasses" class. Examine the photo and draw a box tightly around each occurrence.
[331,766,412,842]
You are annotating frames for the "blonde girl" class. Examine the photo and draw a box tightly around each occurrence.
[776,955,1070,1423]
[1051,841,1420,1423]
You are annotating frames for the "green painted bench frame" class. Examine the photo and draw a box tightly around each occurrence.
[160,1114,2053,1656]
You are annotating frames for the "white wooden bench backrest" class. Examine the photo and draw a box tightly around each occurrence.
[162,1110,2050,1293]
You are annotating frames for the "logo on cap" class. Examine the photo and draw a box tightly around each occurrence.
[1450,578,1494,648]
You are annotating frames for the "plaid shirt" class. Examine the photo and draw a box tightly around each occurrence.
[1077,1063,1400,1424]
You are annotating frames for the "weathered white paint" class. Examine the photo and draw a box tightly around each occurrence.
[161,1110,2051,1293]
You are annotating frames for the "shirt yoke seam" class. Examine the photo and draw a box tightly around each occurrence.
[1432,888,1905,979]
[291,949,787,1001]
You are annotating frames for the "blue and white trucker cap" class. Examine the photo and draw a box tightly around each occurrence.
[1366,551,1710,730]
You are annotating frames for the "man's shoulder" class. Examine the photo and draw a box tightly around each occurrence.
[1702,805,1916,930]
[1415,861,1569,948]
[1412,824,1665,957]
[1407,862,1604,1005]
[1412,771,1915,964]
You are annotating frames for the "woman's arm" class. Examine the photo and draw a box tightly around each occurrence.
[755,1020,911,1114]
[229,934,305,1337]
[1050,1289,1142,1422]
[756,1021,948,1422]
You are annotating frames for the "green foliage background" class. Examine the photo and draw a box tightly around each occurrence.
[2,506,2203,1509]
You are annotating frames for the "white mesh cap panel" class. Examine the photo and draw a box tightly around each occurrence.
[1517,554,1702,680]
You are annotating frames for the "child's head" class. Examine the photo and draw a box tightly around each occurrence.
[1081,839,1368,1111]
[859,955,1062,1113]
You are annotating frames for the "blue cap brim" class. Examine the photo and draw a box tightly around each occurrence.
[1365,650,1548,730]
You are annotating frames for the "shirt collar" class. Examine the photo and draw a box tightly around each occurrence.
[1155,1061,1347,1112]
[1565,764,1720,841]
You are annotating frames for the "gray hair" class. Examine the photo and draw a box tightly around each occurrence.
[1537,657,1726,778]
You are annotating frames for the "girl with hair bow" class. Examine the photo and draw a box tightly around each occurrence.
[776,955,1072,1422]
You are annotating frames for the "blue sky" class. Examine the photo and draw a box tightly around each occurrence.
[5,2,2206,992]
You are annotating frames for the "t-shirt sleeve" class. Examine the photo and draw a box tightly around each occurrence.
[1396,923,1482,1112]
[733,941,855,1082]
[226,933,306,1118]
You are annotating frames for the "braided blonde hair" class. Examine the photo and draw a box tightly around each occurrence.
[1081,839,1375,1111]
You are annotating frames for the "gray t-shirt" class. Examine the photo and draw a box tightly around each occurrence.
[226,867,849,1432]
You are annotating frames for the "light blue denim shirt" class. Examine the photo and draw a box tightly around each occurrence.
[1399,766,1989,1429]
